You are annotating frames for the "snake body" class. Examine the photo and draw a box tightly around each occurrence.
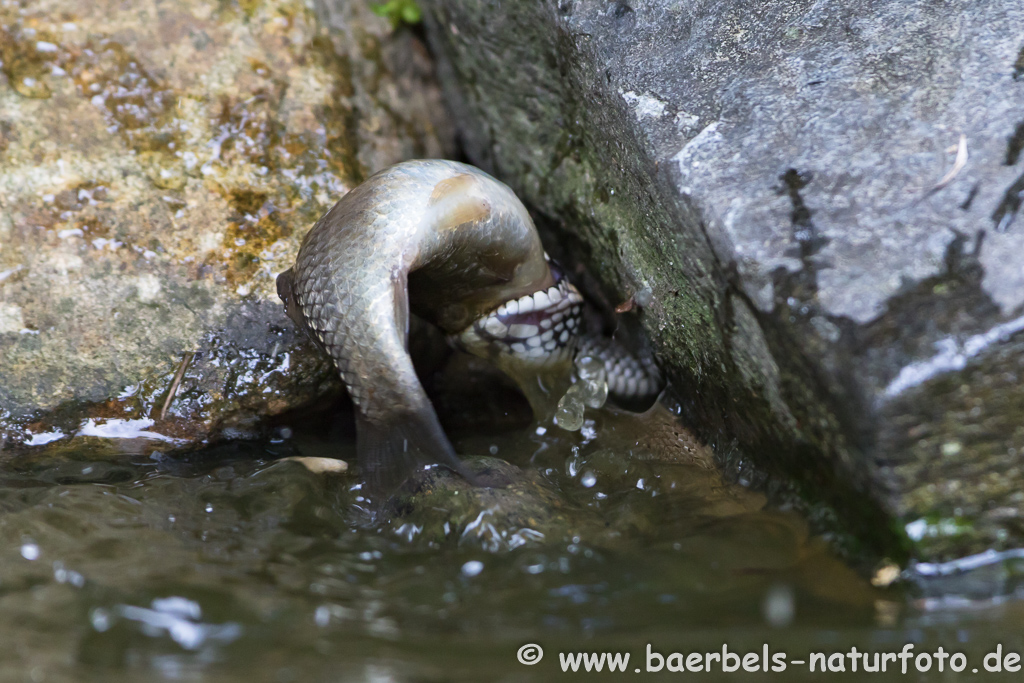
[277,160,660,496]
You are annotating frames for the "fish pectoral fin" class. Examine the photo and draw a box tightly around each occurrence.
[355,408,481,507]
[391,270,410,348]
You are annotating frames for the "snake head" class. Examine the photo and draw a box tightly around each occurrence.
[452,267,584,419]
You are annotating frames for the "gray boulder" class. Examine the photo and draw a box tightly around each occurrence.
[420,0,1024,560]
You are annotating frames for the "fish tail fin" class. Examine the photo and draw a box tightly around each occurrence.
[355,407,479,506]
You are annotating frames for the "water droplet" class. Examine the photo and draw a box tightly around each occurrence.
[763,584,795,627]
[20,542,40,561]
[578,378,608,409]
[554,387,585,431]
[580,471,597,488]
[574,356,608,408]
[941,441,962,456]
[90,607,112,632]
[575,355,603,381]
[461,560,484,577]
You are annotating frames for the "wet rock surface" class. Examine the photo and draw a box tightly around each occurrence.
[417,0,1024,560]
[0,0,454,450]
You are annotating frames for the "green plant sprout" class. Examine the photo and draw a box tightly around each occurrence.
[370,0,422,28]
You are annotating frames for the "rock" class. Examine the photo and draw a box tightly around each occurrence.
[0,0,454,451]
[279,456,349,474]
[418,0,1024,560]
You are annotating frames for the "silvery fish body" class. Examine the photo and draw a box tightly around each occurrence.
[277,160,583,496]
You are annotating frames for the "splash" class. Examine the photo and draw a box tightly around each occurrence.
[554,356,609,432]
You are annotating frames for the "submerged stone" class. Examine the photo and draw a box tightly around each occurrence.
[389,403,773,553]
[388,456,593,551]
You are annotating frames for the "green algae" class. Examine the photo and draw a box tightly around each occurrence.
[880,335,1024,560]
[68,40,182,155]
[0,22,61,99]
[308,35,367,186]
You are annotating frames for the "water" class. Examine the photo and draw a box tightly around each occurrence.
[553,356,608,431]
[2,405,1024,682]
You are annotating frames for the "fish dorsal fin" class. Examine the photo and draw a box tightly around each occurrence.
[276,268,304,328]
[428,173,491,230]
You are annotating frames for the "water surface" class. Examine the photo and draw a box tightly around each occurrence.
[2,404,1022,682]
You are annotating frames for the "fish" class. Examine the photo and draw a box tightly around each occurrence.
[277,159,589,498]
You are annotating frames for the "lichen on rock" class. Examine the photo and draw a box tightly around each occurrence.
[0,0,454,453]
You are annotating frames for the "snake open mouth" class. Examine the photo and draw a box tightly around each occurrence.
[454,268,584,365]
[453,258,663,405]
